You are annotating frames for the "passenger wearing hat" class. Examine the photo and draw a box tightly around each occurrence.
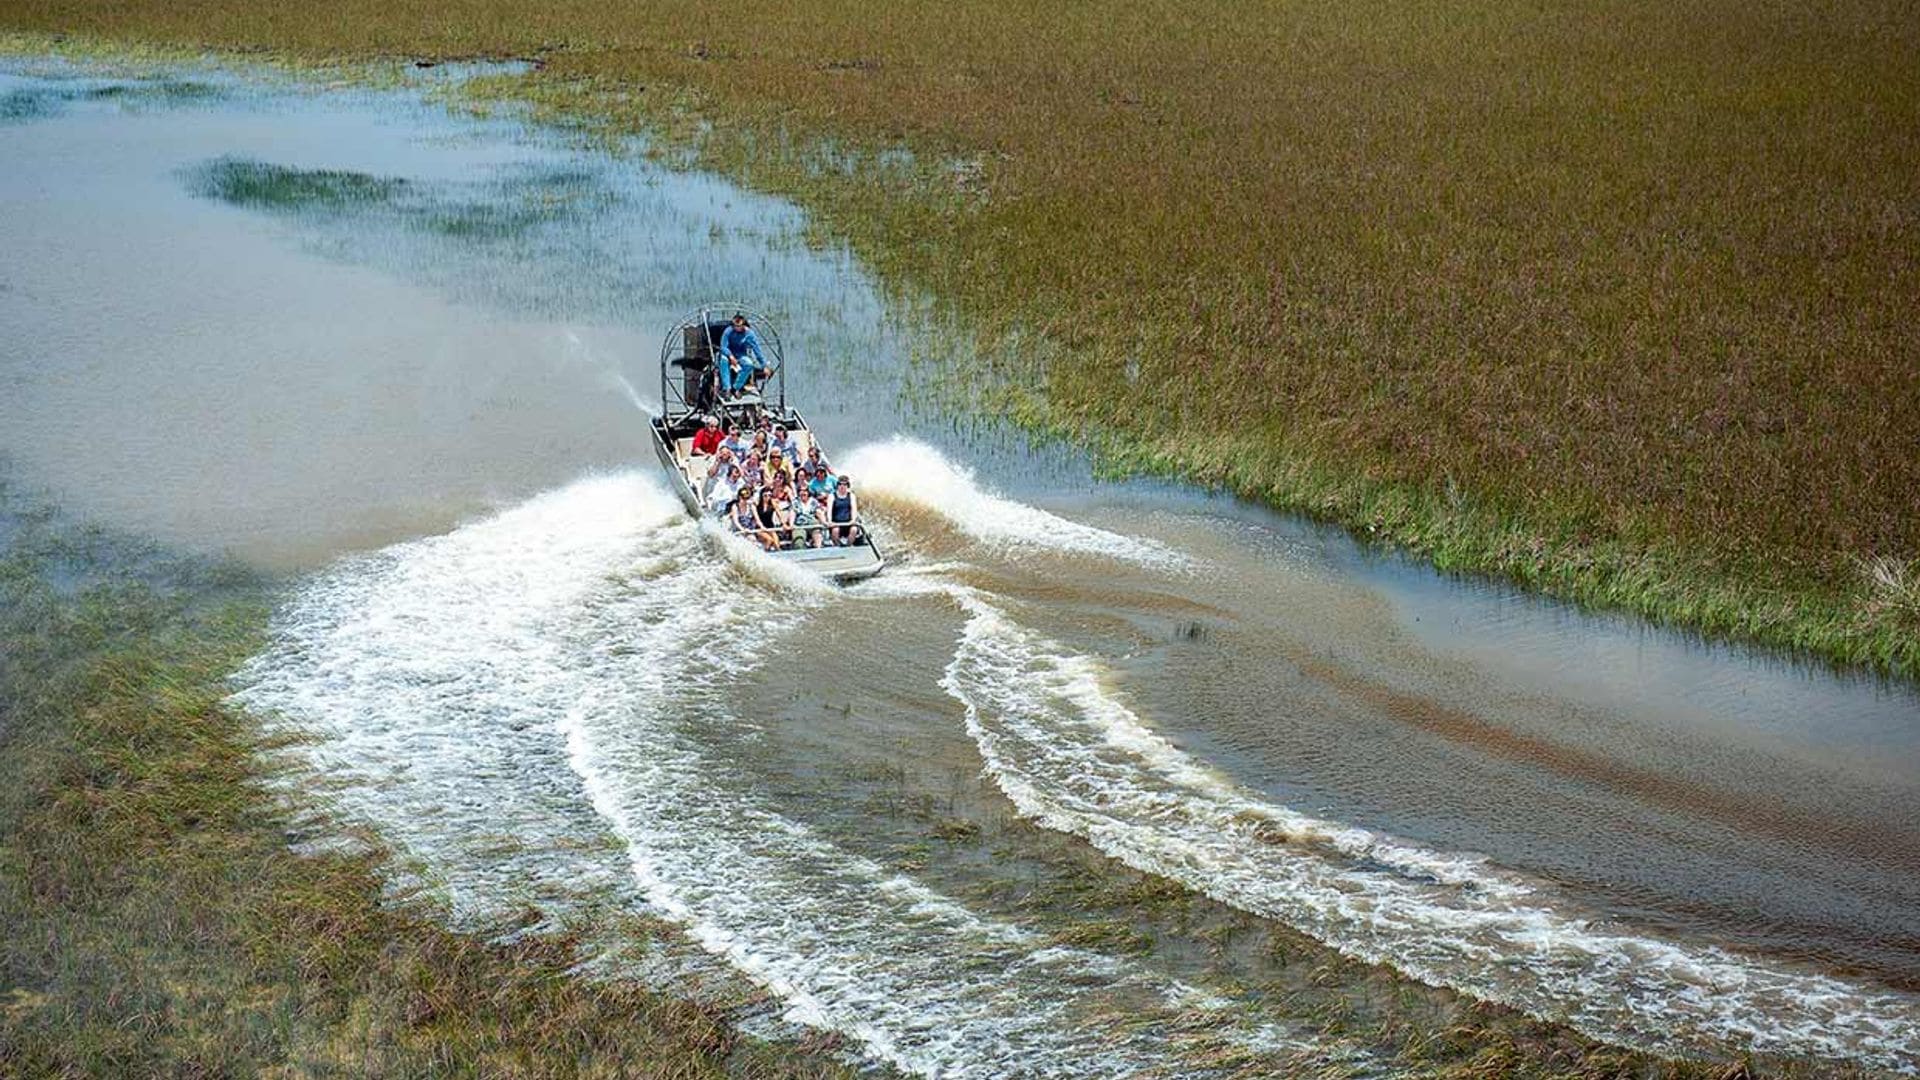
[806,463,836,499]
[690,414,724,456]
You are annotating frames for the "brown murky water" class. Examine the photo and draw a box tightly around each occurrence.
[5,58,1918,1076]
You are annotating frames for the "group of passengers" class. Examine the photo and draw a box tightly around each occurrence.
[689,412,864,552]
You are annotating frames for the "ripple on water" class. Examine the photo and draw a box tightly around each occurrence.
[935,585,1920,1072]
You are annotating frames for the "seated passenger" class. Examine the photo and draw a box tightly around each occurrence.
[753,488,786,550]
[690,414,724,456]
[766,448,794,482]
[721,422,751,460]
[769,424,799,460]
[770,487,797,548]
[804,444,830,475]
[791,488,825,548]
[816,489,841,543]
[731,490,775,551]
[739,452,766,489]
[705,463,741,514]
[806,464,836,499]
[829,476,862,547]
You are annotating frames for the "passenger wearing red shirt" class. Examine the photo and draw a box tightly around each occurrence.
[690,414,725,456]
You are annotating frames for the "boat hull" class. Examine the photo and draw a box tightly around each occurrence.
[649,417,884,584]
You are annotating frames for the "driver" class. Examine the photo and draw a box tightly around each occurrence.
[718,313,774,390]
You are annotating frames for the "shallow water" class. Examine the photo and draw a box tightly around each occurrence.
[4,58,1918,1075]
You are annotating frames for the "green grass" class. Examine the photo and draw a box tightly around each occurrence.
[187,156,409,210]
[0,69,224,122]
[181,153,599,242]
[1,0,1915,678]
[82,77,221,100]
[0,87,51,120]
[0,503,858,1078]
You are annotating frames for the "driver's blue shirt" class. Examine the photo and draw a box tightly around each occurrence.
[719,326,767,368]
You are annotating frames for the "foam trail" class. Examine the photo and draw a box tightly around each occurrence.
[698,516,838,599]
[936,590,1920,1073]
[234,472,1346,1078]
[550,541,1337,1077]
[841,437,1191,570]
[232,474,674,930]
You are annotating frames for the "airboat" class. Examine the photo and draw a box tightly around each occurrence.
[648,303,885,583]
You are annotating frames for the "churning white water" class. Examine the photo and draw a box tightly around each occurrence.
[235,464,1920,1076]
[936,587,1920,1072]
[843,438,1192,571]
[232,472,1349,1078]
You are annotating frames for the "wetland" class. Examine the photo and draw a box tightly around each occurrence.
[2,52,1917,1079]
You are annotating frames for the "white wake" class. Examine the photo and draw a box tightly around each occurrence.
[935,587,1920,1074]
[841,437,1192,570]
[233,471,1342,1078]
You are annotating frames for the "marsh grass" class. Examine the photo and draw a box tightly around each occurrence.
[0,87,50,120]
[4,10,1914,670]
[188,156,409,210]
[82,77,220,100]
[182,152,609,255]
[0,67,225,124]
[0,498,858,1079]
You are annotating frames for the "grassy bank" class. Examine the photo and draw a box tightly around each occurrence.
[2,2,1916,674]
[0,494,856,1078]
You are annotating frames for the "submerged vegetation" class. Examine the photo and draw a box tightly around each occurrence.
[0,485,855,1078]
[2,0,1916,673]
[188,156,409,211]
[0,74,220,123]
[184,155,602,244]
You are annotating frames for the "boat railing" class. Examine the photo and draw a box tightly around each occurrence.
[718,503,869,537]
